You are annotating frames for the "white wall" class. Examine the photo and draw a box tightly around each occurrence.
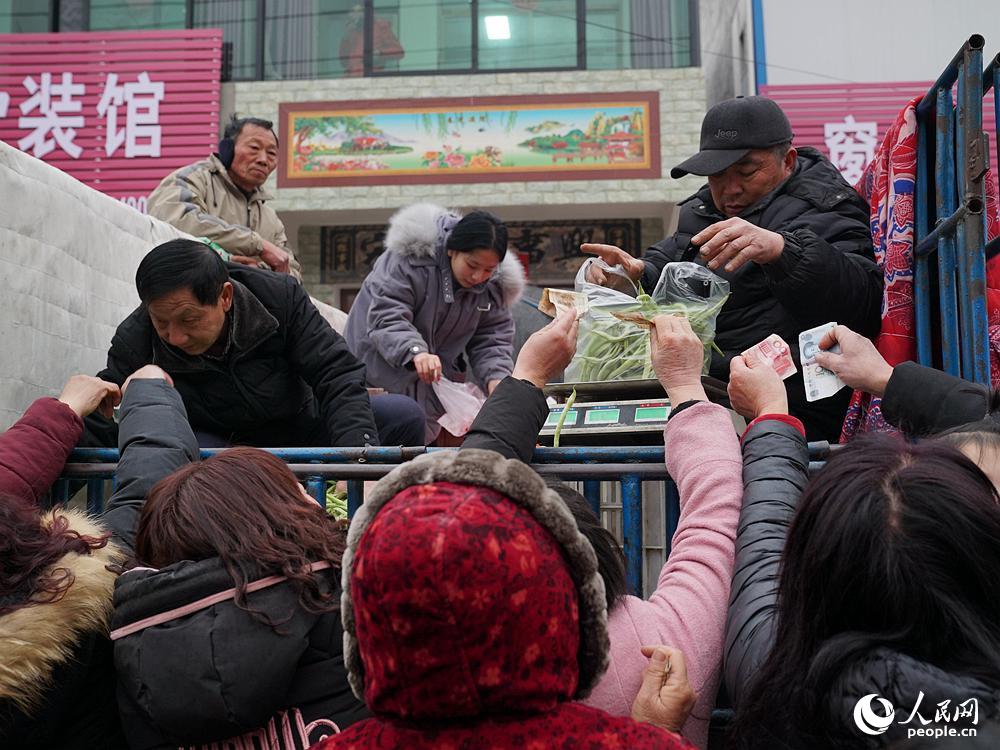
[762,0,1000,85]
[0,140,184,429]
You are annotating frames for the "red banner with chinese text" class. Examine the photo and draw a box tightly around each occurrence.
[0,29,221,212]
[761,81,998,197]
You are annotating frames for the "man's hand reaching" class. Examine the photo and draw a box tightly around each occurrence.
[581,243,646,286]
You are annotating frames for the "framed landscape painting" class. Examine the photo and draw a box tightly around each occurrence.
[278,92,660,187]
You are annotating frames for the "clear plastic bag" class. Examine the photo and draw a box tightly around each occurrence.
[433,378,486,436]
[575,258,639,306]
[565,261,730,383]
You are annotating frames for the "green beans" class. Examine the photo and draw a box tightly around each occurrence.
[565,293,730,383]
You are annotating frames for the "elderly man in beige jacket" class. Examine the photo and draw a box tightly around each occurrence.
[147,116,302,281]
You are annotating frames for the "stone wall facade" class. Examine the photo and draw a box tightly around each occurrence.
[230,67,706,306]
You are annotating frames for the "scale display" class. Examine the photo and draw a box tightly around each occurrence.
[585,408,621,425]
[545,410,578,427]
[635,406,669,422]
[540,399,670,436]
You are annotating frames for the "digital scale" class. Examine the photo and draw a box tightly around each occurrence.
[538,376,734,446]
[540,398,670,439]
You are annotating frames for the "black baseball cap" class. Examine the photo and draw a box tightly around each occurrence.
[671,96,793,178]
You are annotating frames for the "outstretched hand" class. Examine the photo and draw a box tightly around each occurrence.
[649,315,707,405]
[511,310,580,388]
[727,354,787,420]
[58,375,122,419]
[813,325,893,396]
[122,365,174,395]
[630,645,697,734]
[581,243,645,285]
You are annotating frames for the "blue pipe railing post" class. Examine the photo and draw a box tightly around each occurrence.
[305,476,325,507]
[620,475,643,597]
[51,478,70,506]
[935,88,962,376]
[994,57,1000,192]
[583,480,601,519]
[961,42,990,385]
[347,480,364,517]
[664,478,681,558]
[955,58,975,380]
[86,479,105,515]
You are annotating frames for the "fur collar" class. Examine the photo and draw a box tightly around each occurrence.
[384,202,526,307]
[0,509,122,715]
[342,449,609,703]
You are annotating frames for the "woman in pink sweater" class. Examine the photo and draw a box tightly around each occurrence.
[463,313,743,749]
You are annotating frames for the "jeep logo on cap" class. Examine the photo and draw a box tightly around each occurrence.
[714,129,738,141]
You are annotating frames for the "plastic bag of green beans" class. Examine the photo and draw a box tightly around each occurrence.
[565,260,730,383]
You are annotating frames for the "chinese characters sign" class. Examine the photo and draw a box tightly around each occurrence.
[279,93,661,188]
[824,115,878,185]
[0,30,222,211]
[320,218,642,288]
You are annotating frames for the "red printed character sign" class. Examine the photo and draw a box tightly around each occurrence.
[0,29,222,213]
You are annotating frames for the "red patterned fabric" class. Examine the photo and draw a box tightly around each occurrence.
[316,701,688,749]
[313,481,692,750]
[841,98,1000,440]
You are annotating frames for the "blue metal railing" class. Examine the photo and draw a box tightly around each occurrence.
[915,35,998,384]
[55,441,837,597]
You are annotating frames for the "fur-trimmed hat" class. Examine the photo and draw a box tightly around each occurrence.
[341,449,609,714]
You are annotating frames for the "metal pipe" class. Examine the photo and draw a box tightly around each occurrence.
[70,442,839,465]
[936,88,961,376]
[983,51,1000,94]
[347,480,364,516]
[955,66,976,380]
[583,480,601,519]
[305,476,325,507]
[917,35,985,115]
[86,479,105,515]
[620,476,643,597]
[664,479,681,557]
[51,479,70,505]
[914,198,982,257]
[961,43,990,385]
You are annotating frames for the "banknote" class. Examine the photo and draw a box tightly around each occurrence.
[741,334,797,380]
[799,322,846,402]
[539,288,589,319]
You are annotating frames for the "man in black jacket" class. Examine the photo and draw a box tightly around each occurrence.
[82,239,425,448]
[584,96,883,441]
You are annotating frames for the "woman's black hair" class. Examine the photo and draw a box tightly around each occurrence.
[732,434,1000,749]
[936,414,1000,464]
[446,209,508,261]
[545,479,628,609]
[136,239,229,306]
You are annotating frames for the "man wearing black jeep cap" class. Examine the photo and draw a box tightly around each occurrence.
[584,96,883,442]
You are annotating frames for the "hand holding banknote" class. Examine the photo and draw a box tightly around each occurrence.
[728,353,788,420]
[813,325,894,397]
[799,322,847,402]
[741,334,797,380]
